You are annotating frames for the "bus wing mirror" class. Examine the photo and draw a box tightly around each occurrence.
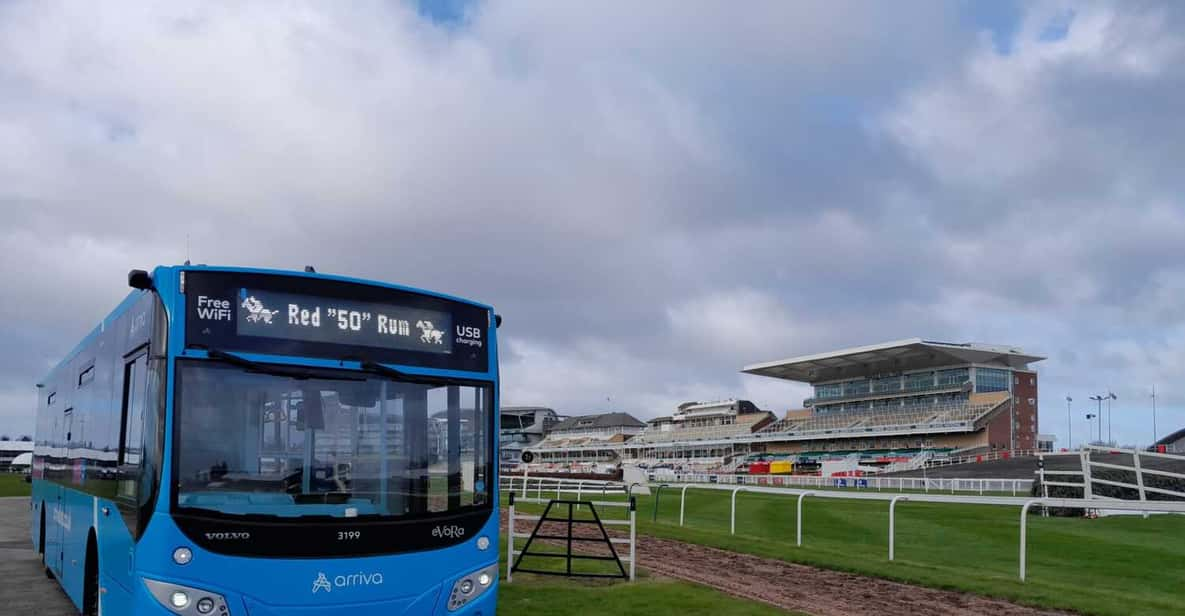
[128,269,153,290]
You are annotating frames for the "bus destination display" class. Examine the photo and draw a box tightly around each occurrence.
[233,288,454,354]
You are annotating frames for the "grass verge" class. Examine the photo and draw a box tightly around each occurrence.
[0,474,31,497]
[506,488,1185,615]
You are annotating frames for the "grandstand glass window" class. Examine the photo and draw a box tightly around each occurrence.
[815,383,842,400]
[975,368,1010,393]
[936,368,969,387]
[872,376,902,393]
[905,371,934,391]
[844,379,870,396]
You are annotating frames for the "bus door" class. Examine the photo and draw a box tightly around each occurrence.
[110,349,149,586]
[49,408,74,576]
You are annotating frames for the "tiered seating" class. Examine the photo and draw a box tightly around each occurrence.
[759,400,1003,438]
[633,412,772,443]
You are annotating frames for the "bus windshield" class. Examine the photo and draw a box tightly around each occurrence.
[173,360,492,520]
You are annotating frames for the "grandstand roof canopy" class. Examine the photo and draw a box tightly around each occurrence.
[551,412,645,432]
[742,338,1044,384]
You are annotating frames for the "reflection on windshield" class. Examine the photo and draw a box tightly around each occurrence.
[175,361,491,519]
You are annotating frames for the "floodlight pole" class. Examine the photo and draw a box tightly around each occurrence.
[1065,395,1072,450]
[1151,385,1158,445]
[1089,395,1104,444]
[1107,392,1116,445]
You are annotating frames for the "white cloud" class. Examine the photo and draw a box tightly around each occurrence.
[1,1,1184,452]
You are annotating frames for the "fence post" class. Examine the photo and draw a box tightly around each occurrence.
[1040,457,1049,517]
[507,492,516,582]
[1080,449,1093,500]
[889,495,908,561]
[680,485,691,526]
[522,469,529,498]
[630,495,639,582]
[652,485,667,522]
[1019,500,1038,582]
[1132,450,1149,518]
[730,487,747,535]
[797,491,814,547]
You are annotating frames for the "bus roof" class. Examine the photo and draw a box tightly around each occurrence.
[39,264,495,384]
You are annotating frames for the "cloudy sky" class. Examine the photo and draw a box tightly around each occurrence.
[2,1,1182,448]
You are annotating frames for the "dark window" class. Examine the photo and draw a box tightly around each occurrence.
[117,352,149,500]
[78,364,95,387]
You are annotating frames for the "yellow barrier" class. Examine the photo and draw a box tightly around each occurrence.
[769,460,793,475]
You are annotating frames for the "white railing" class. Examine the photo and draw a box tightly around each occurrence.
[879,450,933,473]
[644,472,1032,496]
[661,481,1185,581]
[926,448,1041,468]
[499,475,632,502]
[1033,447,1185,509]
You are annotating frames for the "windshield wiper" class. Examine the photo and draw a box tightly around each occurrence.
[357,360,410,380]
[191,347,364,381]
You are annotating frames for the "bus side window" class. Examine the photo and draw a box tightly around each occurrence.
[117,351,148,501]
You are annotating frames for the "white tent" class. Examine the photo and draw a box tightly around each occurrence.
[10,452,31,469]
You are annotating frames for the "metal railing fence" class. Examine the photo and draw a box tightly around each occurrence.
[644,472,1032,495]
[659,481,1185,582]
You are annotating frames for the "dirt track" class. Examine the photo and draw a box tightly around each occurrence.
[510,515,1069,616]
[631,533,1066,616]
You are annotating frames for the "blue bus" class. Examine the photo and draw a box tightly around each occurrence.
[31,265,500,615]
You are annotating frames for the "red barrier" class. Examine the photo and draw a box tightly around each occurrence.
[748,462,770,475]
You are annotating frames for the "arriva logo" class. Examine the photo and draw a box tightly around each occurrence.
[312,571,384,594]
[52,505,71,532]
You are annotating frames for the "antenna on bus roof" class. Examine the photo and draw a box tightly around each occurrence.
[304,265,316,273]
[185,233,191,265]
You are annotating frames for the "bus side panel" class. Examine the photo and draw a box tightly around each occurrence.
[96,492,137,615]
[57,488,96,609]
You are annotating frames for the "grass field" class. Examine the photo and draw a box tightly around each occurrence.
[0,474,31,497]
[497,531,796,615]
[506,488,1185,616]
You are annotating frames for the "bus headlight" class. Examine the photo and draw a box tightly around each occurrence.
[143,578,229,615]
[447,563,498,611]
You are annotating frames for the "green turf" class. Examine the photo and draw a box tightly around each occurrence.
[0,474,31,497]
[498,529,796,615]
[505,489,1185,616]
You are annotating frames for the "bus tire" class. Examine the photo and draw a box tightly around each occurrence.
[83,533,99,616]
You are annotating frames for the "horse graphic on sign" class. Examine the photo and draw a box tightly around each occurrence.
[242,296,280,324]
[416,320,444,344]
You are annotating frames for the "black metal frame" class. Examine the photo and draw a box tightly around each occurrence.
[511,498,629,579]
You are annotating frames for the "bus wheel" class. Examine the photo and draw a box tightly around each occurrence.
[83,535,99,616]
[39,505,53,579]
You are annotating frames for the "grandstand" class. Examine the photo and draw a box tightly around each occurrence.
[522,412,645,475]
[512,339,1045,478]
[743,338,1043,468]
[623,400,775,471]
[500,406,561,470]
